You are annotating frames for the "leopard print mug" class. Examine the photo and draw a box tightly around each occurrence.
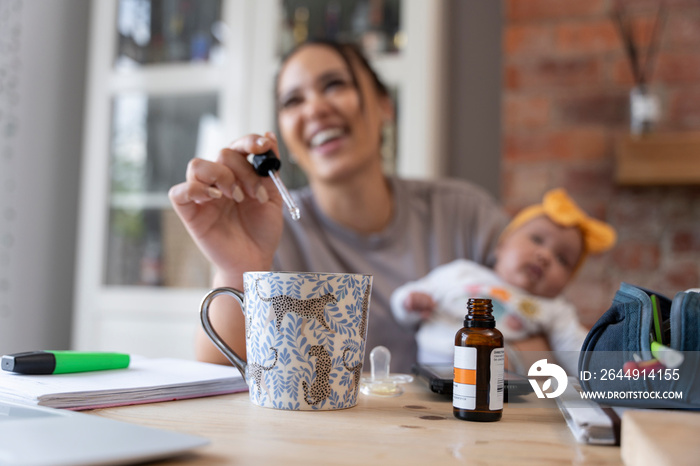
[200,272,372,410]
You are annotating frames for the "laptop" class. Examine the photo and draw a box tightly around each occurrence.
[0,399,209,465]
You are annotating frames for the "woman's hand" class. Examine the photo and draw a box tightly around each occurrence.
[168,132,285,278]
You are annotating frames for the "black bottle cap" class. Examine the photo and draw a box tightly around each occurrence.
[251,150,281,177]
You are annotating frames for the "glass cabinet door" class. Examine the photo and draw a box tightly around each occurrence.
[106,93,217,287]
[277,0,403,56]
[104,0,226,289]
[116,0,224,67]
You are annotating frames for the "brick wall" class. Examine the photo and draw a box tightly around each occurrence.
[502,0,700,327]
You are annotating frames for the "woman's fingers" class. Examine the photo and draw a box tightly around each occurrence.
[168,181,214,223]
[185,157,237,200]
[172,133,281,217]
[168,182,191,208]
[227,133,278,158]
[264,131,279,154]
[216,148,268,203]
[223,133,281,203]
[180,178,225,204]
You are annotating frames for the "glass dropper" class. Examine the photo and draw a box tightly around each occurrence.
[251,150,301,221]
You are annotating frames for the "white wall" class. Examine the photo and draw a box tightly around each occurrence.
[0,0,89,354]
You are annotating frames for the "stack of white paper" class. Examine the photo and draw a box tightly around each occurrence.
[0,356,247,410]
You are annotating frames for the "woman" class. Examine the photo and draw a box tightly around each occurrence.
[169,41,507,373]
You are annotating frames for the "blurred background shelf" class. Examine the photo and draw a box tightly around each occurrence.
[615,132,700,186]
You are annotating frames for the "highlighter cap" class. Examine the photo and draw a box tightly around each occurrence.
[1,351,56,374]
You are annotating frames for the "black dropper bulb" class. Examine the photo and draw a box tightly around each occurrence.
[252,150,281,177]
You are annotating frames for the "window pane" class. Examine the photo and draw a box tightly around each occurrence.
[116,0,224,67]
[105,93,218,287]
[278,0,403,56]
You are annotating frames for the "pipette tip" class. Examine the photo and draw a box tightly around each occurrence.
[268,170,301,221]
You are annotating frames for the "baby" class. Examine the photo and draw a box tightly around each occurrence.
[390,188,617,375]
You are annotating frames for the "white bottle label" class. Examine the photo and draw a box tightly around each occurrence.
[453,346,504,411]
[489,348,505,411]
[453,346,477,410]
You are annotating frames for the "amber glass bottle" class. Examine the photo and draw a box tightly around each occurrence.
[453,298,504,422]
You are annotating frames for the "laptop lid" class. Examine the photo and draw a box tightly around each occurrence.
[0,400,208,466]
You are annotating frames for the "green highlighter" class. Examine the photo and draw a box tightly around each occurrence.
[1,350,130,375]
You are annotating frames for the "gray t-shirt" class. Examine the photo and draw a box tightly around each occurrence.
[273,176,507,373]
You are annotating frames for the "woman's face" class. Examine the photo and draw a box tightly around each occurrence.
[493,216,584,298]
[276,44,391,185]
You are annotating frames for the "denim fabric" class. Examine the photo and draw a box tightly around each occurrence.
[578,283,700,409]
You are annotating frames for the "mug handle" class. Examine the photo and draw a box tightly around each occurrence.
[199,287,248,381]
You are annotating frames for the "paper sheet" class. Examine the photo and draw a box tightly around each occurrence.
[0,355,247,410]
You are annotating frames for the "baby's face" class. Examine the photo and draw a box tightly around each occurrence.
[493,216,583,298]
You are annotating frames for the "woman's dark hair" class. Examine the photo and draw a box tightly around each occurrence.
[275,39,390,110]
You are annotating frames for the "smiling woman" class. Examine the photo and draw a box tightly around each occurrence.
[275,42,394,230]
[168,40,508,373]
[277,42,394,195]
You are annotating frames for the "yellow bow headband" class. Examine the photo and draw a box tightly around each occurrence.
[501,188,617,255]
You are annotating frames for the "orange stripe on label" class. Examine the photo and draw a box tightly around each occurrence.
[454,368,476,385]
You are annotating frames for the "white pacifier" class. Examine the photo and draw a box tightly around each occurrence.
[360,346,413,397]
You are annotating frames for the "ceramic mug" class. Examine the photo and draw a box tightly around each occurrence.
[200,271,372,410]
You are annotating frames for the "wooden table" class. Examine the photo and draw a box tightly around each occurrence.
[90,380,623,465]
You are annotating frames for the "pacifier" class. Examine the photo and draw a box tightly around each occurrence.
[360,346,413,397]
